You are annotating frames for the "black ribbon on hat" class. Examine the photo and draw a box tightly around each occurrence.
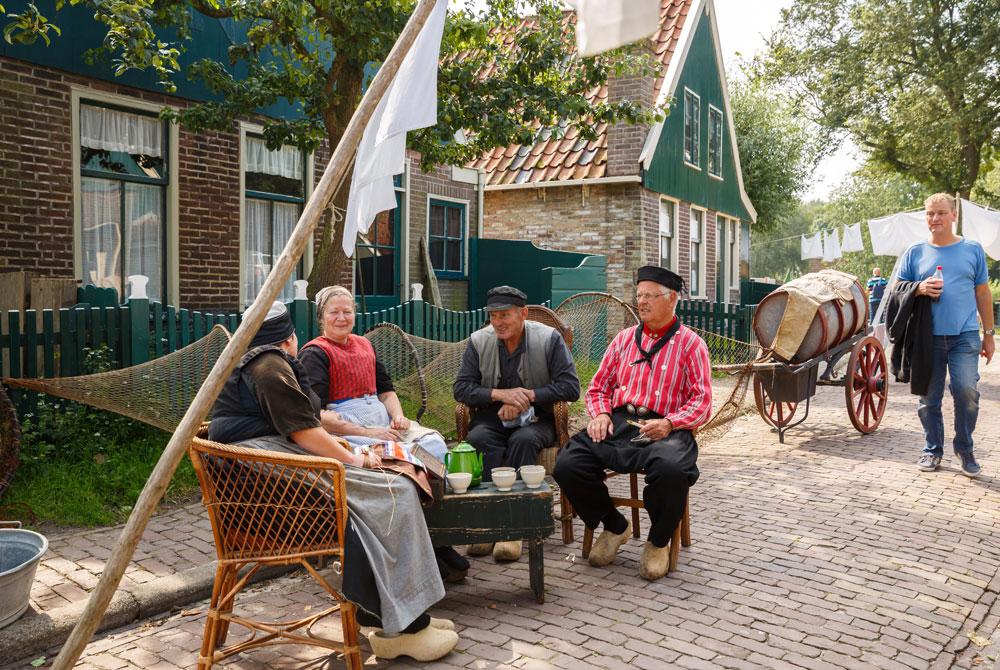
[631,319,680,368]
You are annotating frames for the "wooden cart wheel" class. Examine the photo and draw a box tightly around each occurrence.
[845,336,888,433]
[753,373,798,428]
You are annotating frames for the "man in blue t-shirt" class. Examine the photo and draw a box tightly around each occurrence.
[898,193,995,476]
[866,267,888,323]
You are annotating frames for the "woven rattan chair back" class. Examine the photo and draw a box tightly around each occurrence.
[188,434,361,669]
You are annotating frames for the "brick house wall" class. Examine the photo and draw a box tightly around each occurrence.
[484,183,733,303]
[0,56,270,309]
[1,59,76,280]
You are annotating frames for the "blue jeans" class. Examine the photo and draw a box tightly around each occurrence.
[918,331,981,457]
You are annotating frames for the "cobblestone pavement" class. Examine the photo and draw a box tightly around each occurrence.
[5,362,1000,669]
[27,504,212,613]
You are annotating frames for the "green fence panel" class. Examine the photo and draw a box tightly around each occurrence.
[23,310,38,378]
[129,298,150,366]
[151,302,165,359]
[8,311,22,379]
[42,309,55,378]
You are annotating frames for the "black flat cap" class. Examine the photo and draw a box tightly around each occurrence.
[485,285,527,311]
[636,265,684,292]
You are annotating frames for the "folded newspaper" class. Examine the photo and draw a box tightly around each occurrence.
[352,441,446,479]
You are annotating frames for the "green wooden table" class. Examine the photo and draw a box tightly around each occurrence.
[423,481,554,603]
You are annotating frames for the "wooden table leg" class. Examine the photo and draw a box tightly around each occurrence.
[528,539,544,604]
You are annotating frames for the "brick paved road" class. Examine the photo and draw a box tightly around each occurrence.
[5,362,1000,669]
[28,504,213,613]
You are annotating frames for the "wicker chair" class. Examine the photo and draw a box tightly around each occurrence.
[188,433,362,670]
[455,305,575,542]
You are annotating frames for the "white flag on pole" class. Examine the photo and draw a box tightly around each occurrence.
[343,0,448,257]
[841,222,864,252]
[567,0,660,57]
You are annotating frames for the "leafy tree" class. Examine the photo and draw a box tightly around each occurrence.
[51,0,661,292]
[813,168,925,281]
[730,78,818,234]
[3,1,61,45]
[762,0,1000,199]
[750,168,925,282]
[748,201,815,281]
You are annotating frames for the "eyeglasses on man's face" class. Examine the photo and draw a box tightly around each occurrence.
[635,291,670,301]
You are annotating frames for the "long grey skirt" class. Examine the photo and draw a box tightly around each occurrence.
[235,435,445,633]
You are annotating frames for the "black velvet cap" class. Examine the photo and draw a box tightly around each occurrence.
[250,301,296,348]
[636,265,684,292]
[485,285,528,311]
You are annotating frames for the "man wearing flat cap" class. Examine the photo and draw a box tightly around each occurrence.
[553,266,712,580]
[454,285,580,562]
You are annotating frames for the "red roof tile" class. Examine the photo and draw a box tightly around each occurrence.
[472,0,693,186]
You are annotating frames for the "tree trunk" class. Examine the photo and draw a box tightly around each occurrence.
[305,190,351,298]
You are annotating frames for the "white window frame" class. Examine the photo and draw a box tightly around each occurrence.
[683,88,701,171]
[708,105,724,180]
[658,197,679,272]
[689,205,708,299]
[71,87,180,304]
[425,193,470,278]
[728,218,740,289]
[238,121,314,308]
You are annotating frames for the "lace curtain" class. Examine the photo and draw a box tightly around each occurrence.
[80,179,163,301]
[244,199,298,307]
[81,105,162,157]
[245,136,303,180]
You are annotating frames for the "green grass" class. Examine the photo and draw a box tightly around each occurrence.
[2,395,198,528]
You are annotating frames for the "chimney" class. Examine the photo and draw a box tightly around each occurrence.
[605,53,656,177]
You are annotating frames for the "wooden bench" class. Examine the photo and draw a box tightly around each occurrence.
[422,481,554,603]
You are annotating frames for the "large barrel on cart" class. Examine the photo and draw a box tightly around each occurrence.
[750,271,888,442]
[753,270,868,363]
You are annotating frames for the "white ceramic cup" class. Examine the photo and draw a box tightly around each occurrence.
[446,472,472,494]
[492,469,517,491]
[519,465,545,489]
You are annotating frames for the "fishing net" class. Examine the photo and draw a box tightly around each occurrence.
[2,325,232,432]
[1,294,764,449]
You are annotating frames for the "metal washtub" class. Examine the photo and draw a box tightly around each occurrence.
[0,522,48,629]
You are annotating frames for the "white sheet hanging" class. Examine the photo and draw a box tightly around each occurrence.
[822,229,842,261]
[841,222,864,252]
[867,210,928,256]
[800,232,823,260]
[960,199,1000,261]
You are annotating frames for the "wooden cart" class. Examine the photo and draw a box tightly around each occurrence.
[751,330,889,443]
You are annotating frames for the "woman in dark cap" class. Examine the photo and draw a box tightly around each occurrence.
[208,302,459,661]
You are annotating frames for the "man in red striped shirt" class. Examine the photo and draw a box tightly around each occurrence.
[553,265,712,580]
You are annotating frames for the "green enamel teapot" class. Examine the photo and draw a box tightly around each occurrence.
[445,442,483,488]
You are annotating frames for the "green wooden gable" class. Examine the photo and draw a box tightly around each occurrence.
[643,5,753,223]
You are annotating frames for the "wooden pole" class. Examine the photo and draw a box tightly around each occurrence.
[51,1,441,667]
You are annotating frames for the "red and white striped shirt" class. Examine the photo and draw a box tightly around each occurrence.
[585,323,713,430]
